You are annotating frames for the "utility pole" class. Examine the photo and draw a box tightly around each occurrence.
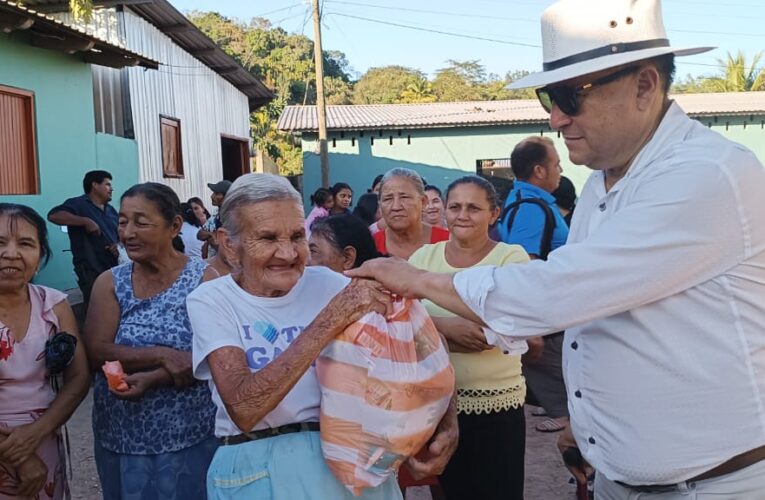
[311,0,330,187]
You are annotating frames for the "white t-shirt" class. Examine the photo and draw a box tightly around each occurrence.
[180,222,204,258]
[188,266,350,436]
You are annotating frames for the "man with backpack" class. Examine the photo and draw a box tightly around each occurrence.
[499,136,570,433]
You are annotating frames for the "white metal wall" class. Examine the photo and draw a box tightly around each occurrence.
[120,10,250,203]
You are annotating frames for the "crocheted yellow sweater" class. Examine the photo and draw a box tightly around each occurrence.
[409,241,529,415]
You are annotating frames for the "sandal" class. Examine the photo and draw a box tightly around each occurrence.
[531,407,548,417]
[535,417,566,433]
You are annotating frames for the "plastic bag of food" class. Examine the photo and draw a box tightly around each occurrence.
[102,360,128,392]
[316,298,455,496]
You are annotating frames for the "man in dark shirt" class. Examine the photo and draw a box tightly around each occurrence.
[48,170,119,307]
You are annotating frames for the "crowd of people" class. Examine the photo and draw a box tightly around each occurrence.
[2,1,765,499]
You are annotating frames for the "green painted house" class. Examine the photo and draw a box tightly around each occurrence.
[278,93,765,209]
[0,0,156,292]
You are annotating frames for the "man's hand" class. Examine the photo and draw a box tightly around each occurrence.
[83,217,101,235]
[345,258,425,298]
[557,423,592,486]
[106,243,119,258]
[16,454,48,498]
[0,424,45,467]
[404,395,459,479]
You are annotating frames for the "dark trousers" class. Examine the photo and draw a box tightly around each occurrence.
[439,406,526,500]
[74,262,102,309]
[523,333,569,418]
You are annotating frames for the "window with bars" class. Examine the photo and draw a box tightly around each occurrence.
[160,116,183,178]
[0,85,39,195]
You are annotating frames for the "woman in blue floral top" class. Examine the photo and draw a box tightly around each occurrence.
[85,183,218,499]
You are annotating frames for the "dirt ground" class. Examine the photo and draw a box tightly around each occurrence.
[68,391,574,499]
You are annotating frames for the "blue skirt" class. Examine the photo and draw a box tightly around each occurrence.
[95,437,220,500]
[207,431,403,500]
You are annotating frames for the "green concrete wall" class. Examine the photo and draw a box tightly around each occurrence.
[300,116,765,211]
[0,33,138,292]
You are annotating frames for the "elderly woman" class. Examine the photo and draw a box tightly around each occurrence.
[374,169,449,259]
[85,183,218,499]
[409,176,529,500]
[308,214,379,272]
[0,204,90,499]
[187,173,457,499]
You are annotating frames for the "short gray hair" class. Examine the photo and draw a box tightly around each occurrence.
[379,168,425,196]
[220,173,303,239]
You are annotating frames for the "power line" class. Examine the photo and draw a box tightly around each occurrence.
[670,28,765,38]
[253,4,303,18]
[327,12,541,48]
[325,0,537,23]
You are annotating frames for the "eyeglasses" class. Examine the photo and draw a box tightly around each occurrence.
[535,65,641,116]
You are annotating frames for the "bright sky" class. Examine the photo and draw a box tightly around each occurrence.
[172,0,765,80]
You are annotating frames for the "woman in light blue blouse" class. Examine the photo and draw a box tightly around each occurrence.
[85,183,218,499]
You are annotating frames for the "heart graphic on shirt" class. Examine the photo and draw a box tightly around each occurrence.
[253,320,279,344]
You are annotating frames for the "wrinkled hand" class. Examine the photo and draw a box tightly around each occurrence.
[159,348,195,387]
[522,336,545,364]
[331,279,393,326]
[0,424,45,467]
[84,217,101,235]
[16,454,47,498]
[404,397,459,479]
[557,423,593,486]
[345,258,424,298]
[111,370,163,401]
[441,317,493,353]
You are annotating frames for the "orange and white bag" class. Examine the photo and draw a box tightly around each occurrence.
[316,298,455,496]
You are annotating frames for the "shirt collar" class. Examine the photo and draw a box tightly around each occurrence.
[513,180,556,203]
[597,101,693,194]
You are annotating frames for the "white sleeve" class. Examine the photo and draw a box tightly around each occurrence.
[454,158,747,338]
[188,287,244,381]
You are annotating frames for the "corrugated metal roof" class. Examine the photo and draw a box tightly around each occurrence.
[277,92,765,132]
[19,0,274,110]
[0,0,158,68]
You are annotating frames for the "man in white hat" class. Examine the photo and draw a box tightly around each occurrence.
[348,0,765,498]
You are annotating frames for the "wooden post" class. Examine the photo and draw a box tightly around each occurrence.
[311,0,330,187]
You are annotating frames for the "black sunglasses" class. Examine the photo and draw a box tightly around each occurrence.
[535,65,641,116]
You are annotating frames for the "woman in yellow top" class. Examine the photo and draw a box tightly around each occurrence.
[409,175,529,500]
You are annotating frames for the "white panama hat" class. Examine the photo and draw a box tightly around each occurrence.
[509,0,714,89]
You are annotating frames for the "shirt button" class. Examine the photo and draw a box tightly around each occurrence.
[588,437,596,444]
[599,203,606,212]
[571,341,578,350]
[575,390,582,398]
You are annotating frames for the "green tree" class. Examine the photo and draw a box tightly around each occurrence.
[188,11,354,176]
[432,59,487,101]
[703,51,765,92]
[352,66,427,104]
[398,78,436,103]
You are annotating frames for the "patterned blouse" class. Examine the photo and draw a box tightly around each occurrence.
[92,258,216,455]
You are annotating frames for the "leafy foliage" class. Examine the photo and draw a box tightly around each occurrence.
[189,12,352,175]
[672,51,765,94]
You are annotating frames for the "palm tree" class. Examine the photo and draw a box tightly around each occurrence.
[398,78,436,103]
[705,51,765,92]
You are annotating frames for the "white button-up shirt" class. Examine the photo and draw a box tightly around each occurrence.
[453,102,765,485]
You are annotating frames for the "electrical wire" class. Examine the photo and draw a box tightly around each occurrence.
[325,0,537,23]
[327,12,541,48]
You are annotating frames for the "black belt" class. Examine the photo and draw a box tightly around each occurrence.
[617,444,765,492]
[222,422,320,446]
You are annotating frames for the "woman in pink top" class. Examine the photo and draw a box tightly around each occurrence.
[0,204,89,499]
